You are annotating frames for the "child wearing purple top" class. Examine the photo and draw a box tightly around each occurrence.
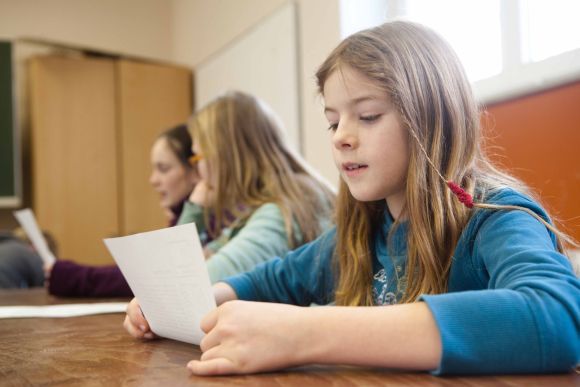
[46,123,199,297]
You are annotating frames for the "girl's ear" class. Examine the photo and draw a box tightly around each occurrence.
[189,167,201,184]
[189,166,201,185]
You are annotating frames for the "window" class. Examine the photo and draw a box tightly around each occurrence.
[403,0,502,82]
[339,0,580,103]
[522,0,580,62]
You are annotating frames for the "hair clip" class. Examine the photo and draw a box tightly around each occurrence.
[446,181,474,208]
[189,154,203,165]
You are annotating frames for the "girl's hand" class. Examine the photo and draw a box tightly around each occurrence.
[123,297,156,340]
[123,283,234,341]
[213,282,238,306]
[162,206,176,223]
[43,263,53,288]
[189,180,216,207]
[187,301,307,375]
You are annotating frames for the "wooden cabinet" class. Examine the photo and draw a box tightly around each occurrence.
[29,55,192,265]
[117,61,193,236]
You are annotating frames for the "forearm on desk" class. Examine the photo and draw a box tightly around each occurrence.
[295,302,441,370]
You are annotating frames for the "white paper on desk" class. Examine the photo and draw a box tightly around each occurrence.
[103,223,216,345]
[0,302,128,319]
[13,208,57,265]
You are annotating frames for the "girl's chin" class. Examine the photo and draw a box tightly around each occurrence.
[347,183,384,202]
[348,190,384,202]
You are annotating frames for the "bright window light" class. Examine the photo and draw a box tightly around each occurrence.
[522,0,580,62]
[339,0,388,39]
[403,0,502,82]
[338,0,580,102]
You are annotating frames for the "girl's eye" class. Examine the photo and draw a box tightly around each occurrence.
[327,123,338,131]
[360,114,381,123]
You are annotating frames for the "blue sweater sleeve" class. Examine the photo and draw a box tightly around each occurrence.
[223,228,337,305]
[421,202,580,374]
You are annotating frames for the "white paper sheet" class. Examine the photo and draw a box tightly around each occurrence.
[13,208,57,265]
[103,223,216,345]
[0,302,128,319]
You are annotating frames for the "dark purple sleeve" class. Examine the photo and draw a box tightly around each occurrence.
[48,260,133,298]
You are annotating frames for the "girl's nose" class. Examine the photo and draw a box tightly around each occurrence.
[332,121,358,150]
[149,172,159,186]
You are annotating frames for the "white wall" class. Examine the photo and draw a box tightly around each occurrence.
[0,0,173,60]
[296,0,341,186]
[194,3,301,151]
[172,0,341,185]
[171,0,287,67]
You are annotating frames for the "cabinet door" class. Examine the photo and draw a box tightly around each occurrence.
[117,60,192,234]
[29,56,119,265]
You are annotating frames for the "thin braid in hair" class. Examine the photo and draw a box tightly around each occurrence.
[408,124,578,247]
[407,126,474,208]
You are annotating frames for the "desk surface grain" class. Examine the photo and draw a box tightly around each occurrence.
[1,288,578,386]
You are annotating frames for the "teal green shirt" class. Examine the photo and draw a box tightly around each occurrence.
[178,201,331,283]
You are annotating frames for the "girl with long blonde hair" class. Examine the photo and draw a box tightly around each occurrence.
[176,91,335,282]
[125,22,579,375]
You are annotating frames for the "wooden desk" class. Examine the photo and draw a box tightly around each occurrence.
[1,288,578,386]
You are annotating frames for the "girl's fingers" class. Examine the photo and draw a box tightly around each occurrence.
[199,343,224,362]
[199,326,220,353]
[123,314,156,340]
[123,314,145,339]
[124,298,153,339]
[126,300,149,332]
[199,307,219,333]
[43,264,53,279]
[187,357,237,376]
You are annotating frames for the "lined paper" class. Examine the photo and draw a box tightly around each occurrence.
[104,223,216,345]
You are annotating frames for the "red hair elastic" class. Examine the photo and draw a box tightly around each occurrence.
[446,181,474,208]
[406,126,475,209]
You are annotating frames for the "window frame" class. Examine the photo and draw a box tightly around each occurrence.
[473,0,580,104]
[340,0,580,104]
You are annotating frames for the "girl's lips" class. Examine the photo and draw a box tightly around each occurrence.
[342,163,368,177]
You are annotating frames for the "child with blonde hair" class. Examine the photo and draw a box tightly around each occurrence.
[176,91,335,282]
[125,22,579,375]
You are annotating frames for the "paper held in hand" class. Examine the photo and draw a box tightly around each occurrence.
[13,208,57,265]
[104,223,216,345]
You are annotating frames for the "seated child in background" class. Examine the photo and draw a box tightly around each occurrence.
[48,90,336,296]
[177,90,335,282]
[45,123,199,297]
[0,228,56,289]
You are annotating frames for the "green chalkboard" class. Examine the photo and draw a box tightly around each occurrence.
[0,41,17,205]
